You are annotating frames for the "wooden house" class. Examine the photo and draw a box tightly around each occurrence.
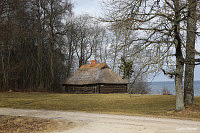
[62,60,128,94]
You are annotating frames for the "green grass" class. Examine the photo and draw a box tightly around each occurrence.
[0,93,200,120]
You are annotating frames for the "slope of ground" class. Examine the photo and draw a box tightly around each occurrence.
[0,93,200,120]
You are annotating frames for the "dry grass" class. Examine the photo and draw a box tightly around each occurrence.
[167,104,200,119]
[0,115,74,133]
[0,93,200,120]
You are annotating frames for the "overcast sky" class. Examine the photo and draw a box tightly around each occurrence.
[72,0,200,82]
[72,0,103,17]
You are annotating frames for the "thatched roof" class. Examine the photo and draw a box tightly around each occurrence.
[62,63,128,85]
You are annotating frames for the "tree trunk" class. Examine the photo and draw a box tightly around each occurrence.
[174,0,185,111]
[184,0,197,106]
[175,56,185,111]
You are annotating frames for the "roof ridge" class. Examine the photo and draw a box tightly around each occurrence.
[80,63,109,69]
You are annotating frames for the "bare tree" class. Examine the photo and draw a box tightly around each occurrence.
[0,0,73,92]
[101,0,200,110]
[72,15,93,67]
[71,15,109,67]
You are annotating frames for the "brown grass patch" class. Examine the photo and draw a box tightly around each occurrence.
[165,104,200,120]
[0,115,75,133]
[178,105,200,115]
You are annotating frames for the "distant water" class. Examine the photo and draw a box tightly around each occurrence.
[150,81,200,97]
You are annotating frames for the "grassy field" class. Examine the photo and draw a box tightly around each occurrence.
[0,93,200,120]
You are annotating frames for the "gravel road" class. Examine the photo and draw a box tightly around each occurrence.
[0,108,200,133]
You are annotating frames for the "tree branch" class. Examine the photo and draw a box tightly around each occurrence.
[161,68,177,78]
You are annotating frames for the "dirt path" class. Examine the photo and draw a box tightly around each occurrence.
[0,108,200,133]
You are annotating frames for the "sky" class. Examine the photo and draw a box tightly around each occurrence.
[72,0,200,82]
[72,0,103,17]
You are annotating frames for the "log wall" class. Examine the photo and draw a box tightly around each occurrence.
[65,85,96,94]
[65,84,127,94]
[99,84,127,94]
